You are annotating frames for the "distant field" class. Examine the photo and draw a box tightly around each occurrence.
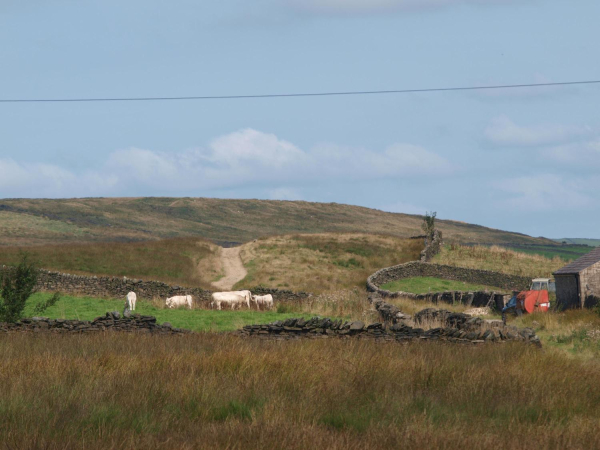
[0,238,221,289]
[0,197,559,246]
[236,233,423,293]
[433,244,566,279]
[554,238,600,247]
[381,277,503,294]
[504,244,592,261]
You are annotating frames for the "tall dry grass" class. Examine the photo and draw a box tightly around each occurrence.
[434,244,565,278]
[237,233,423,293]
[1,333,600,449]
[0,237,221,289]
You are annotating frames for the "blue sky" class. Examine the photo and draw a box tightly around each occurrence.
[1,0,599,238]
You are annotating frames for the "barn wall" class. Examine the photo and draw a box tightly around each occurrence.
[579,261,600,308]
[555,274,580,309]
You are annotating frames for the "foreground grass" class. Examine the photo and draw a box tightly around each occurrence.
[0,237,221,289]
[1,334,600,449]
[23,293,316,332]
[236,233,422,293]
[434,244,566,278]
[381,277,503,294]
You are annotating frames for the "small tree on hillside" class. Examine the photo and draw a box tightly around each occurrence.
[421,211,437,239]
[0,254,61,323]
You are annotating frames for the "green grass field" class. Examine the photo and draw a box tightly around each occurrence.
[504,244,592,261]
[23,293,318,332]
[381,277,502,294]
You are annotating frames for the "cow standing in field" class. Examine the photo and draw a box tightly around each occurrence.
[165,295,193,309]
[126,291,137,311]
[211,292,247,310]
[252,294,274,310]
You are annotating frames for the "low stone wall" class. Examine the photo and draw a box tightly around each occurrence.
[366,261,529,310]
[420,229,443,262]
[0,312,190,335]
[236,314,540,345]
[0,266,311,305]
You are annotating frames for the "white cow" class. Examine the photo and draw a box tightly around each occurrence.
[126,291,137,311]
[166,295,193,309]
[211,292,246,310]
[253,294,274,310]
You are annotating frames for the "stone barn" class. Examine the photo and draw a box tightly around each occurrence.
[554,247,600,309]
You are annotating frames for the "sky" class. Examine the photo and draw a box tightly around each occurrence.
[1,0,599,239]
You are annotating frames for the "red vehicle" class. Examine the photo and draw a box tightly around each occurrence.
[502,278,554,322]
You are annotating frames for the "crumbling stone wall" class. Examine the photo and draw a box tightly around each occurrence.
[236,314,540,346]
[0,312,189,335]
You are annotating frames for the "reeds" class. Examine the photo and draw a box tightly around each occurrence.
[1,333,600,449]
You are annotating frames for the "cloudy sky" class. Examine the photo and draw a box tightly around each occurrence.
[1,0,599,238]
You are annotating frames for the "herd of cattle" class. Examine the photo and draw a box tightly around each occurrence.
[124,290,274,311]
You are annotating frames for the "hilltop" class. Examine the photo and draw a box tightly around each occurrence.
[0,197,556,246]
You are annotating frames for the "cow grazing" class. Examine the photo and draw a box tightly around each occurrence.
[126,291,137,311]
[165,295,193,309]
[253,294,274,310]
[211,292,246,310]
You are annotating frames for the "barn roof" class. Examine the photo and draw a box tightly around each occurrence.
[554,246,600,275]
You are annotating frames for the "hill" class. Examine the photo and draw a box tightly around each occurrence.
[0,197,556,246]
[553,238,600,247]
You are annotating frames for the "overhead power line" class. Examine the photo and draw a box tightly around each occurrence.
[1,80,599,103]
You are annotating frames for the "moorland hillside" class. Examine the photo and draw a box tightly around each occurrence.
[0,197,556,246]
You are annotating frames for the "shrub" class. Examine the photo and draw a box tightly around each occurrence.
[0,254,39,322]
[0,254,61,322]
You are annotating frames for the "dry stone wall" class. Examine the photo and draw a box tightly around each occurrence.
[0,312,190,335]
[420,229,443,262]
[236,314,541,346]
[0,266,310,305]
[367,261,530,311]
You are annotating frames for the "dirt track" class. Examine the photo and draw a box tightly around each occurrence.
[211,246,247,290]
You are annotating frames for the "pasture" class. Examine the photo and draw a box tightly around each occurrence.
[433,244,566,279]
[380,277,503,294]
[236,233,422,292]
[0,237,221,289]
[22,293,324,332]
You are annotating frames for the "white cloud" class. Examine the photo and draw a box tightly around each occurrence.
[285,0,529,15]
[494,174,594,212]
[485,116,593,147]
[1,129,452,198]
[544,139,600,167]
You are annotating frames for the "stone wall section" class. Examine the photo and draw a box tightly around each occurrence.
[0,266,310,305]
[0,312,189,335]
[420,229,443,262]
[366,261,530,311]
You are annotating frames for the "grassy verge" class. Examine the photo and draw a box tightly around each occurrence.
[22,293,319,332]
[1,334,600,448]
[236,233,422,293]
[434,244,565,278]
[0,238,221,289]
[381,277,503,294]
